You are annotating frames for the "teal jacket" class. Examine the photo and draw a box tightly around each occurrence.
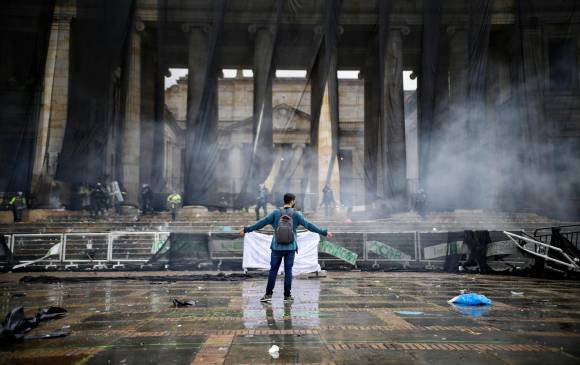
[244,207,328,251]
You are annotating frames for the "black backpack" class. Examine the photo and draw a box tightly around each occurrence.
[275,208,295,244]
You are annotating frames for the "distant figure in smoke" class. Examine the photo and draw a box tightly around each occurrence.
[140,184,153,215]
[320,184,335,217]
[414,187,427,218]
[239,193,333,303]
[218,196,228,213]
[90,183,108,217]
[9,192,27,222]
[256,184,269,220]
[167,192,182,221]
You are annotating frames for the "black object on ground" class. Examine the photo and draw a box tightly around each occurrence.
[0,306,68,341]
[25,328,70,340]
[36,306,67,321]
[172,298,196,307]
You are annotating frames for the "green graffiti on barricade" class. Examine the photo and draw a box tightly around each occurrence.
[319,240,358,265]
[368,240,412,260]
[151,239,165,254]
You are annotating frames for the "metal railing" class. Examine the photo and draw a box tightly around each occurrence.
[3,229,534,269]
[533,224,580,250]
[4,231,170,269]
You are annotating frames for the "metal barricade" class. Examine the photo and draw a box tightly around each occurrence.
[11,233,63,268]
[365,232,417,262]
[534,225,580,250]
[209,232,243,260]
[4,231,171,269]
[110,231,170,264]
[62,233,110,269]
[319,232,364,264]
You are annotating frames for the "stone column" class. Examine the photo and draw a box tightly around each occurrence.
[520,27,546,168]
[229,144,242,193]
[32,12,72,200]
[363,46,379,208]
[250,24,274,184]
[308,60,323,212]
[182,23,220,204]
[121,21,144,205]
[318,83,341,202]
[185,25,209,131]
[447,27,468,106]
[378,27,407,207]
[140,34,156,189]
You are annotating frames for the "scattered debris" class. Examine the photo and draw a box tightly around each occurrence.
[11,293,26,298]
[511,291,524,296]
[268,345,280,358]
[396,310,424,315]
[36,307,67,321]
[0,306,68,341]
[25,328,70,340]
[172,298,195,307]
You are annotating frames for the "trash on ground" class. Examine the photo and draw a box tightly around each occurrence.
[448,293,492,306]
[0,306,68,341]
[268,345,280,358]
[172,298,195,307]
[396,310,424,315]
[25,328,70,340]
[510,291,524,296]
[36,307,67,321]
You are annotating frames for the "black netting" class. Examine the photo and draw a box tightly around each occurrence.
[0,0,55,194]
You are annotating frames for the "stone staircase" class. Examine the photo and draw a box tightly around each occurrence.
[0,208,576,235]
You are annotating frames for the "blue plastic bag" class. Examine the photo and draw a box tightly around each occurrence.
[449,304,491,317]
[448,293,492,306]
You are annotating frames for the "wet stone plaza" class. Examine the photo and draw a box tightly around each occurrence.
[1,272,579,365]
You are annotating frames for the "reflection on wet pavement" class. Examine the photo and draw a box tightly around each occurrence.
[0,272,579,364]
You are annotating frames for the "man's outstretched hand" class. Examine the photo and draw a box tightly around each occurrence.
[239,227,245,237]
[327,231,333,238]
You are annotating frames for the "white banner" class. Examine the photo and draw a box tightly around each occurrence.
[243,231,321,276]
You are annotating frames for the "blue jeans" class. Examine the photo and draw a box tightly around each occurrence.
[266,250,295,297]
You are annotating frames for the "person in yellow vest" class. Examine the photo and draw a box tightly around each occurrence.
[9,192,27,223]
[167,192,182,221]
